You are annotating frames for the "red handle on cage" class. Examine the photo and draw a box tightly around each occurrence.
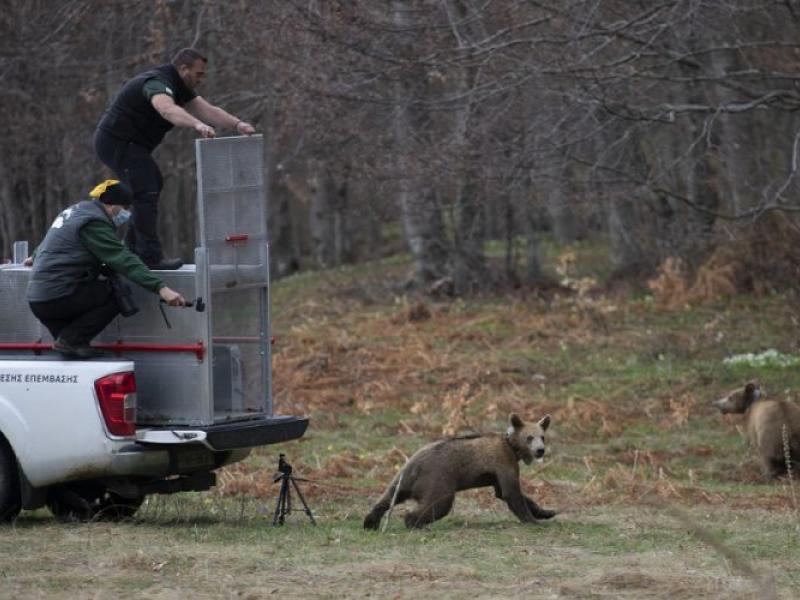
[225,234,249,243]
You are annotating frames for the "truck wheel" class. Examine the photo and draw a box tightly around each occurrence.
[47,483,144,521]
[0,442,22,522]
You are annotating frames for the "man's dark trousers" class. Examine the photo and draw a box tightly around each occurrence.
[94,130,164,265]
[29,280,120,346]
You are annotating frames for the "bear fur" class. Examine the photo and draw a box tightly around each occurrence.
[364,413,556,529]
[711,381,800,477]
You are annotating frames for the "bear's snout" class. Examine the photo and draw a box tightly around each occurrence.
[535,447,545,458]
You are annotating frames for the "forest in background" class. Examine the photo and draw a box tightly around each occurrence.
[3,0,800,294]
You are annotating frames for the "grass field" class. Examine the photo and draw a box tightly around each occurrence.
[2,240,800,599]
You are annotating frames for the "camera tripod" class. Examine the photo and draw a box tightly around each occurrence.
[272,454,316,526]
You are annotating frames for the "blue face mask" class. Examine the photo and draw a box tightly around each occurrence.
[112,208,132,228]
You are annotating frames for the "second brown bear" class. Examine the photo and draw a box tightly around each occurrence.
[712,381,800,477]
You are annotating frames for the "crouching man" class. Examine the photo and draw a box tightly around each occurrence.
[25,179,185,359]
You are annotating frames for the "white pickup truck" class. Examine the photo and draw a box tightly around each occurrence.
[0,356,308,520]
[0,135,308,520]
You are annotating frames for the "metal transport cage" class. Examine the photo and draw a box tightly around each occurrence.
[0,135,303,435]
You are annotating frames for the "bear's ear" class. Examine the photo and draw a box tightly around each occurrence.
[509,413,524,430]
[538,414,551,431]
[745,381,761,402]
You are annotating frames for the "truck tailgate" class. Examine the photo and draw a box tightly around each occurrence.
[137,415,309,450]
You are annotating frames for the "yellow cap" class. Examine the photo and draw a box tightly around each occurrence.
[89,179,121,198]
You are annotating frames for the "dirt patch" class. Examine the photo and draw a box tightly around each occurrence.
[558,566,757,599]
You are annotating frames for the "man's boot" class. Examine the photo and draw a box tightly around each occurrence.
[146,257,183,270]
[53,338,105,359]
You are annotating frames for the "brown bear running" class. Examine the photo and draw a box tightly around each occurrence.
[364,413,555,529]
[711,381,800,477]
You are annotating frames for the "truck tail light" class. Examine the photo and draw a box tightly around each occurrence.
[94,372,137,437]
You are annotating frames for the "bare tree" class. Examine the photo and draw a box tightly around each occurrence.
[4,0,800,296]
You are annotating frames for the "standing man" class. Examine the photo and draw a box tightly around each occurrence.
[26,180,186,359]
[94,48,255,270]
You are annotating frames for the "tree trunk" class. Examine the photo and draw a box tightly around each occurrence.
[522,185,545,284]
[308,158,336,268]
[546,162,582,243]
[608,190,646,276]
[392,0,448,285]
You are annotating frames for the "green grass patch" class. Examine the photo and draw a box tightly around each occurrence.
[6,234,800,598]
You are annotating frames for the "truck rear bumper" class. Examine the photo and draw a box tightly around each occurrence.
[202,415,309,450]
[109,415,309,478]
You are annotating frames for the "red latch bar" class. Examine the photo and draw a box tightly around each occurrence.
[225,234,249,242]
[0,342,205,361]
[0,342,50,355]
[94,341,206,361]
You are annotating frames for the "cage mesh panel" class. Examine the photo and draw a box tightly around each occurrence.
[196,136,269,420]
[129,356,208,425]
[202,188,265,242]
[197,138,268,291]
[198,138,262,193]
[198,138,265,246]
[0,268,46,343]
[211,287,267,416]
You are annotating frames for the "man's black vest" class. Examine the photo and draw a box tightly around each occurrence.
[96,64,196,151]
[26,201,114,303]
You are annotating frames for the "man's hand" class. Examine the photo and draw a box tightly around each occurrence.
[23,256,33,267]
[159,286,186,306]
[235,121,256,135]
[194,122,216,138]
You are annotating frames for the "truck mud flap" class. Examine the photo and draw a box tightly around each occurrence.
[202,416,309,450]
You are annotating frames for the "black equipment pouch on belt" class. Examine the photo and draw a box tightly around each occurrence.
[107,273,139,317]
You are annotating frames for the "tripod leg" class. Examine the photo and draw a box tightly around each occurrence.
[272,477,290,526]
[290,477,317,525]
[272,480,282,526]
[281,478,291,524]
